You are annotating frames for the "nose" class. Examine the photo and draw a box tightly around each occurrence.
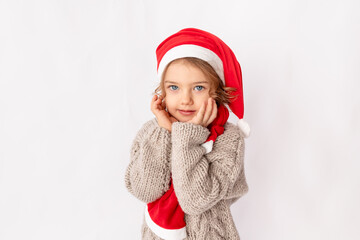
[180,91,193,105]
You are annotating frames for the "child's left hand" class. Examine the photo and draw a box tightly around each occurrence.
[187,98,218,128]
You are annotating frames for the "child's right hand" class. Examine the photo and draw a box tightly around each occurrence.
[151,95,178,132]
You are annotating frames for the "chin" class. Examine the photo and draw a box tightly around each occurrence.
[176,115,192,123]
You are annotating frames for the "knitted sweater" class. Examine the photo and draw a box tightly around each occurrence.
[125,118,248,240]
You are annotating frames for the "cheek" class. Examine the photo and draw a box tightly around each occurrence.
[196,94,209,104]
[164,93,175,101]
[164,98,174,109]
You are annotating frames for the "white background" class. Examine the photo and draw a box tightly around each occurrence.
[0,0,359,239]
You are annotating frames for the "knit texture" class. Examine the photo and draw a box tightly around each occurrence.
[125,118,248,240]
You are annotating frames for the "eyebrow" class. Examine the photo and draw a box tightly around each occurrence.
[164,80,209,84]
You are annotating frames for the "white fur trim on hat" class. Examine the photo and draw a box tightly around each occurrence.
[237,119,250,138]
[144,205,187,240]
[157,44,224,84]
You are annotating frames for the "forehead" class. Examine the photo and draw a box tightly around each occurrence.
[163,61,210,85]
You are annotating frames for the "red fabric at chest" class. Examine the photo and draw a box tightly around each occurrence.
[147,178,185,229]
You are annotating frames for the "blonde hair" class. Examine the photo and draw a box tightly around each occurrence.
[154,57,238,106]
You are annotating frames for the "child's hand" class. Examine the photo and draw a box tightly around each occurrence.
[187,98,218,128]
[151,95,178,132]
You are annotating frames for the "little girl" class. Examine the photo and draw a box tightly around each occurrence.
[125,28,250,240]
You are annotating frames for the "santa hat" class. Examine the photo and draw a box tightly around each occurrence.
[145,28,250,240]
[156,27,251,139]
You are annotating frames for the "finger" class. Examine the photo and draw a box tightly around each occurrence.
[152,95,160,104]
[152,95,162,113]
[206,100,218,126]
[151,95,157,105]
[161,99,166,110]
[154,95,162,108]
[194,100,207,124]
[202,98,213,125]
[151,95,157,112]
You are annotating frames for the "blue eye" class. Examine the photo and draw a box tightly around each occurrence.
[169,85,178,91]
[195,86,204,91]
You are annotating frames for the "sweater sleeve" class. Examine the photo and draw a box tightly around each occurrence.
[171,122,247,215]
[124,118,172,203]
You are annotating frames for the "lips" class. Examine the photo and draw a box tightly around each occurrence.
[179,109,195,112]
[178,109,196,116]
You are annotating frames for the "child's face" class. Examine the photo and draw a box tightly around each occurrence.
[163,61,212,122]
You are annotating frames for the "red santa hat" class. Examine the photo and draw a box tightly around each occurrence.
[156,27,251,139]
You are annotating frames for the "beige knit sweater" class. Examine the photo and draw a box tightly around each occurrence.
[125,118,248,240]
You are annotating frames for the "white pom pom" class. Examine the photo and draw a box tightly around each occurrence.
[201,140,214,154]
[237,119,250,138]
